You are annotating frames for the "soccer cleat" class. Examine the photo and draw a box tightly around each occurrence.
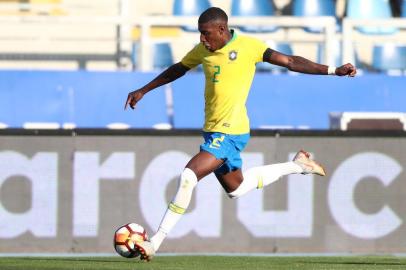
[135,240,155,262]
[293,150,326,176]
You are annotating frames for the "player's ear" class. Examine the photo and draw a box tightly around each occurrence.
[218,23,226,35]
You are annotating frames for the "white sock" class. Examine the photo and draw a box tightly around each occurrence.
[228,161,302,199]
[150,168,198,251]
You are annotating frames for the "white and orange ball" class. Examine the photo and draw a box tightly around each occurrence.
[113,223,148,258]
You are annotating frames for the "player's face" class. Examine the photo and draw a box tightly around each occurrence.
[198,21,226,52]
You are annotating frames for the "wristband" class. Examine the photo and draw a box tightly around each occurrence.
[328,66,337,75]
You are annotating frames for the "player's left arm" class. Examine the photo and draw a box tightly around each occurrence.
[263,48,356,77]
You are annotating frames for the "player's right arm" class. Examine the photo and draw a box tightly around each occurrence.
[125,62,190,110]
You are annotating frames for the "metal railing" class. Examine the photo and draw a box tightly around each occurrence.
[0,9,405,71]
[134,15,337,71]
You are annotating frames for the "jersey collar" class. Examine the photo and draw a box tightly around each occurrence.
[215,29,237,53]
[223,29,237,48]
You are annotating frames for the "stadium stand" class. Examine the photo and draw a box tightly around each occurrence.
[0,0,65,16]
[173,0,211,31]
[0,0,404,72]
[0,0,131,70]
[342,0,406,72]
[318,41,342,66]
[292,0,337,32]
[292,0,336,17]
[152,42,174,70]
[371,44,406,72]
[231,0,278,32]
[346,0,398,34]
[0,0,387,72]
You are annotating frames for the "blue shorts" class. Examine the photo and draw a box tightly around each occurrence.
[200,131,250,175]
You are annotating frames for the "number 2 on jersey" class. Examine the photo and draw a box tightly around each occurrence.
[212,65,220,83]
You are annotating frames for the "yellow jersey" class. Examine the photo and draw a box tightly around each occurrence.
[181,30,268,134]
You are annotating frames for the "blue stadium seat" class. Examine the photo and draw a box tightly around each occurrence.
[346,0,397,34]
[256,42,293,72]
[153,42,174,70]
[402,0,406,17]
[292,0,336,33]
[372,44,406,71]
[131,42,174,71]
[231,0,278,32]
[173,0,211,31]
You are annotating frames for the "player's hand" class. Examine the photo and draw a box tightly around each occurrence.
[336,63,357,77]
[125,89,144,110]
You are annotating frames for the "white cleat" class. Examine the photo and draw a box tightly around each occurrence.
[293,150,326,176]
[135,240,155,262]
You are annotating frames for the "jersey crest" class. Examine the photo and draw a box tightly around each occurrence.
[229,50,238,61]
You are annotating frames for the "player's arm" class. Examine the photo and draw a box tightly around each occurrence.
[262,48,356,77]
[125,62,190,110]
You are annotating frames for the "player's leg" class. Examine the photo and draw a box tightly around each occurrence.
[141,150,223,259]
[216,150,326,198]
[136,133,228,260]
[215,162,301,197]
[185,150,225,179]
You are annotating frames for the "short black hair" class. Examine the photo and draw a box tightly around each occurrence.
[198,7,228,24]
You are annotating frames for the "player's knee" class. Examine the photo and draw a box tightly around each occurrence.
[227,167,258,199]
[227,183,243,199]
[226,174,249,199]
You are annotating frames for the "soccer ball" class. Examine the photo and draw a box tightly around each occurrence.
[114,223,148,258]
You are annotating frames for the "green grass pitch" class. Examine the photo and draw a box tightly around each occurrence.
[1,255,406,270]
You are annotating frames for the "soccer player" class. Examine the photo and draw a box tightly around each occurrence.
[124,7,356,261]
